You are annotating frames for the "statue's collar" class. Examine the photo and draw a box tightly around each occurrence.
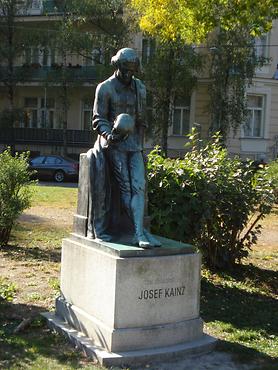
[113,73,136,92]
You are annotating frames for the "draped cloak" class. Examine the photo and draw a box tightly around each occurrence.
[87,74,147,239]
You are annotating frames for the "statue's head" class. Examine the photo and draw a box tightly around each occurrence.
[111,48,140,85]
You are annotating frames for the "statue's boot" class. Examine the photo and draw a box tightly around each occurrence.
[89,217,113,242]
[143,229,162,247]
[95,234,113,242]
[131,193,152,249]
[87,230,113,242]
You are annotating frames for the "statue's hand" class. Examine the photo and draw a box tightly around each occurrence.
[107,132,123,145]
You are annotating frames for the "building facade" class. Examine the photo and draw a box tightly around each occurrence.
[0,1,278,161]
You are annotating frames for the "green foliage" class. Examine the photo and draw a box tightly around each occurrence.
[265,159,278,201]
[130,0,274,144]
[0,0,43,109]
[0,277,17,302]
[48,277,60,292]
[0,149,35,246]
[147,129,275,269]
[129,0,277,43]
[66,0,128,51]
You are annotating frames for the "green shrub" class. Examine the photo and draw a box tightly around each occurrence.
[0,149,35,246]
[0,277,17,302]
[147,131,275,269]
[265,159,278,202]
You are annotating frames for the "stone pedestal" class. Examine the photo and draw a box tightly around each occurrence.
[42,152,216,366]
[43,234,216,366]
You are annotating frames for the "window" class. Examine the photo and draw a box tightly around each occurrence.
[27,0,43,15]
[45,156,62,165]
[24,46,55,66]
[40,98,55,128]
[172,97,191,136]
[23,97,55,128]
[25,47,40,65]
[254,34,268,59]
[24,97,38,128]
[42,48,49,66]
[82,101,93,130]
[50,48,56,65]
[83,48,103,66]
[243,95,264,138]
[30,156,45,165]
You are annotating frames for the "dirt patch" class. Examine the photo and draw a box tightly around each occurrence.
[19,206,75,227]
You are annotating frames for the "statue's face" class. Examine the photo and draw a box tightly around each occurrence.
[117,61,138,85]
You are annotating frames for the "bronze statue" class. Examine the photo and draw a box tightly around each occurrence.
[87,48,161,249]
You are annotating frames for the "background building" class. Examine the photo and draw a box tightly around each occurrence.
[0,1,277,161]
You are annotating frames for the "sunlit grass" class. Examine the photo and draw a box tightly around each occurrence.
[30,184,78,208]
[10,222,70,250]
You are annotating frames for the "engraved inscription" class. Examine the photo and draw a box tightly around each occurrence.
[138,286,185,300]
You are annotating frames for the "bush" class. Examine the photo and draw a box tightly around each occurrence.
[147,131,275,269]
[0,277,17,302]
[265,159,278,202]
[0,149,35,246]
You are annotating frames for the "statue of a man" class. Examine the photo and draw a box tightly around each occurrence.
[88,48,160,249]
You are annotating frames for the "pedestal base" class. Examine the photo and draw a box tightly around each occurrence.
[42,312,216,367]
[43,234,217,365]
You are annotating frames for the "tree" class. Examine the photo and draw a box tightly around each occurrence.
[0,149,35,246]
[42,0,129,155]
[129,0,277,43]
[130,0,277,144]
[142,40,202,154]
[0,0,39,128]
[66,0,129,52]
[208,27,267,140]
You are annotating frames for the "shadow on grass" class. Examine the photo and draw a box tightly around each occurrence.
[201,278,277,336]
[221,263,277,297]
[0,243,61,263]
[0,301,89,369]
[216,340,278,369]
[19,213,50,224]
[201,264,278,362]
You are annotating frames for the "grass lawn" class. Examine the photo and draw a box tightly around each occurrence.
[0,184,277,369]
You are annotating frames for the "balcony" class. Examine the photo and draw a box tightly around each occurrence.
[16,0,64,16]
[1,128,95,147]
[42,0,65,15]
[0,65,97,84]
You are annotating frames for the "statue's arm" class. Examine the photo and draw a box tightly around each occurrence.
[92,83,112,140]
[92,82,124,144]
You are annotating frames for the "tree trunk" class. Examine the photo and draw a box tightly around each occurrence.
[0,225,12,246]
[62,81,68,156]
[160,106,169,156]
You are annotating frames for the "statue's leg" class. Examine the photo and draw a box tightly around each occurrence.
[88,149,112,242]
[108,149,133,222]
[108,150,151,248]
[129,152,152,249]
